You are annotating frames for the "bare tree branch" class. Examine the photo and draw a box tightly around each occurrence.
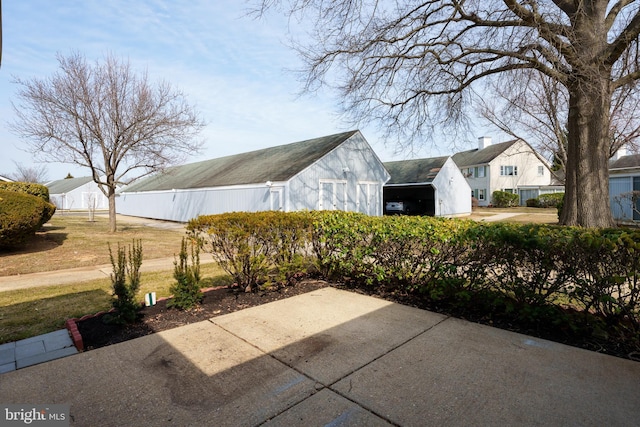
[9,52,205,232]
[257,0,640,227]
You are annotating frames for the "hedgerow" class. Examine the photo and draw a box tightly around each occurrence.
[188,210,640,351]
[188,211,314,291]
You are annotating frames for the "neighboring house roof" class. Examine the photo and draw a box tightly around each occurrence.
[452,140,519,167]
[123,130,360,192]
[0,175,14,182]
[46,176,94,194]
[609,154,640,171]
[384,156,449,185]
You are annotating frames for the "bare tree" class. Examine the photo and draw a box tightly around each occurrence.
[258,0,640,227]
[479,64,640,174]
[10,52,205,232]
[8,162,49,183]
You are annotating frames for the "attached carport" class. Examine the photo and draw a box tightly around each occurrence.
[383,184,435,215]
[383,156,472,217]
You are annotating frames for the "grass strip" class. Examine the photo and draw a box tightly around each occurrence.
[0,263,229,344]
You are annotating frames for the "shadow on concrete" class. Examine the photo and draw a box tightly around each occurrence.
[1,288,640,426]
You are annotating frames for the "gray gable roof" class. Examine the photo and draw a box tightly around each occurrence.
[123,131,359,192]
[384,156,449,185]
[47,176,94,194]
[610,154,640,170]
[452,140,519,167]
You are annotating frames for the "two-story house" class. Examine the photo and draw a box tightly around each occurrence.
[452,137,560,206]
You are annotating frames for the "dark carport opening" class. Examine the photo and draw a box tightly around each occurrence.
[383,185,435,216]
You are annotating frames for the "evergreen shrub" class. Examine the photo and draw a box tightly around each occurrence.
[492,190,519,207]
[0,189,56,249]
[188,211,313,291]
[526,198,540,207]
[538,193,564,208]
[0,182,51,202]
[187,210,640,348]
[107,240,143,324]
[168,237,203,310]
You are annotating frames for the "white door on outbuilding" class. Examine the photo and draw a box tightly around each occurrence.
[319,179,347,210]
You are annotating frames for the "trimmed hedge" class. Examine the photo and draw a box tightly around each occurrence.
[188,211,314,291]
[0,190,56,248]
[187,211,640,347]
[0,182,50,202]
[492,190,519,207]
[537,193,564,208]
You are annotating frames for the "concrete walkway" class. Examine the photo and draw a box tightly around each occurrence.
[1,287,639,426]
[0,256,216,292]
[476,212,523,222]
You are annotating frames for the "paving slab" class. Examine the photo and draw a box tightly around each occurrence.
[0,341,15,366]
[332,316,640,426]
[0,287,639,426]
[213,287,447,385]
[264,388,394,426]
[0,320,317,427]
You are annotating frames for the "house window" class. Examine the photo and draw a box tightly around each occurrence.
[478,189,486,200]
[500,165,518,176]
[503,188,517,194]
[537,166,544,176]
[477,166,485,178]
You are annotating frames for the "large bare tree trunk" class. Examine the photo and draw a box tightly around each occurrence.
[561,72,615,228]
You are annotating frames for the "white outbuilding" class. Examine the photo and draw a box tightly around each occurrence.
[47,176,109,211]
[383,156,472,217]
[116,131,391,222]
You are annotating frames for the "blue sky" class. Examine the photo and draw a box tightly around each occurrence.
[0,0,491,181]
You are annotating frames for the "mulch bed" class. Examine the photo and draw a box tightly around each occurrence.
[75,278,640,362]
[77,279,329,350]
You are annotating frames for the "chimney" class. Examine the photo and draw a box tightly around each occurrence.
[612,145,627,161]
[478,136,492,150]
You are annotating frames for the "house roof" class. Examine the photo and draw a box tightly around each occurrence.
[383,156,449,185]
[452,140,519,167]
[609,153,640,170]
[122,131,360,192]
[46,176,94,194]
[0,175,13,182]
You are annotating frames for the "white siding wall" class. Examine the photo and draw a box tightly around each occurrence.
[609,173,640,222]
[50,182,109,211]
[117,132,390,221]
[288,133,389,215]
[488,141,551,203]
[117,185,278,222]
[433,158,472,216]
[464,167,491,206]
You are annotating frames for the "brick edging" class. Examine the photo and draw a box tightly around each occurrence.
[64,286,228,352]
